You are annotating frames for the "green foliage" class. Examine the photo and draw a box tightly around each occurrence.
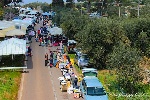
[54,5,150,96]
[75,18,127,69]
[0,7,4,20]
[140,5,150,17]
[107,43,143,94]
[52,0,64,7]
[66,0,75,8]
[23,2,51,12]
[122,18,150,56]
[68,54,82,74]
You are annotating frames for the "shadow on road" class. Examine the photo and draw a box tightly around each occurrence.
[27,56,33,69]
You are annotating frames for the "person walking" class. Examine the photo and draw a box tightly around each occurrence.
[74,77,78,88]
[45,53,48,66]
[49,57,53,68]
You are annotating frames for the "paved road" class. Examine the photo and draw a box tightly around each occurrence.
[20,23,83,100]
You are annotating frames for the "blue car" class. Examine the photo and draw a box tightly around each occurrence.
[80,76,108,100]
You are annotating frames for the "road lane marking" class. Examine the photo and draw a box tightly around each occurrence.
[18,72,25,100]
[49,71,58,100]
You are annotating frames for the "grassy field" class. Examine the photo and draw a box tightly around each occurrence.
[0,70,22,100]
[68,54,150,100]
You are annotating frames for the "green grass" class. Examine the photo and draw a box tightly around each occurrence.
[68,54,82,74]
[0,70,22,100]
[98,70,150,100]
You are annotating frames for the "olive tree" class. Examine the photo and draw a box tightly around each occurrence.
[107,43,143,94]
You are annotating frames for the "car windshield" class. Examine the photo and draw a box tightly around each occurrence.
[83,72,97,77]
[87,87,106,95]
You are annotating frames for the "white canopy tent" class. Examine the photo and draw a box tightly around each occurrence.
[47,27,62,36]
[0,38,27,69]
[0,38,26,55]
[5,29,26,36]
[6,38,26,45]
[0,43,26,55]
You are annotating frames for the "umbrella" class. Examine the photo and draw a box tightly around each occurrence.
[42,12,51,16]
[47,27,62,36]
[5,29,26,36]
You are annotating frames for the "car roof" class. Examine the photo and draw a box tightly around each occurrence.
[82,68,97,72]
[84,77,103,87]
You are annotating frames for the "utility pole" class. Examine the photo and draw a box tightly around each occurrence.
[117,1,121,17]
[119,6,121,17]
[137,0,140,18]
[79,1,83,15]
[10,0,15,20]
[81,4,82,15]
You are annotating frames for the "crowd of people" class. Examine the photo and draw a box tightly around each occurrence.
[25,14,80,98]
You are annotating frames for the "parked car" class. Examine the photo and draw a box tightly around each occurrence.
[75,53,89,69]
[80,76,108,100]
[74,48,82,55]
[82,67,98,77]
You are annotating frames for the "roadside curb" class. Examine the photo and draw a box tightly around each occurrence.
[17,72,25,100]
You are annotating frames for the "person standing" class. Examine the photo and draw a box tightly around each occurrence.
[59,41,63,53]
[39,37,42,46]
[49,57,53,68]
[74,77,78,88]
[53,51,57,67]
[45,53,48,66]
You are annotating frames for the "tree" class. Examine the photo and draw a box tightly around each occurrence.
[0,7,4,20]
[52,0,64,7]
[3,0,22,6]
[75,18,127,69]
[107,43,143,94]
[122,18,150,57]
[23,2,51,12]
[66,0,75,8]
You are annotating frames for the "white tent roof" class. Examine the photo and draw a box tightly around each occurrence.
[28,11,37,15]
[0,38,26,47]
[7,38,26,45]
[0,43,26,55]
[5,29,26,36]
[47,27,62,35]
[0,38,26,55]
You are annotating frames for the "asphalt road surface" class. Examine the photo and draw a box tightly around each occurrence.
[19,22,83,100]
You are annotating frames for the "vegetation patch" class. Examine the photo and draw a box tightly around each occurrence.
[68,54,82,74]
[0,71,22,100]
